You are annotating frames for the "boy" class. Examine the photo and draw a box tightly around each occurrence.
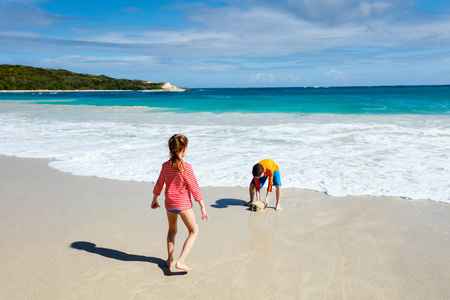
[246,159,282,211]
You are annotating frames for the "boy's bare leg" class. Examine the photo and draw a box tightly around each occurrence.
[166,211,178,267]
[275,185,282,211]
[176,209,199,271]
[246,184,255,206]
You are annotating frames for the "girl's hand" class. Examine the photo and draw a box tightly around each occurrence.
[201,208,209,221]
[151,200,160,209]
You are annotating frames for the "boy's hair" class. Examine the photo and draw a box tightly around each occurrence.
[168,134,188,171]
[252,163,264,177]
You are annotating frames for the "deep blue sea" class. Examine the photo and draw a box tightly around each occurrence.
[0,86,449,202]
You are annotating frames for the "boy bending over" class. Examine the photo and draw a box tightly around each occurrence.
[246,159,282,211]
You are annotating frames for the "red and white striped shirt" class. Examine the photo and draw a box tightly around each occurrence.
[153,160,203,211]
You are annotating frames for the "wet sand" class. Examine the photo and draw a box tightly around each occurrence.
[1,155,449,299]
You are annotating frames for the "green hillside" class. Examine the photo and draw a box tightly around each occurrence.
[0,65,165,91]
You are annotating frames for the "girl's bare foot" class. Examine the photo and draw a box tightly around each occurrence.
[276,206,283,211]
[166,257,174,268]
[175,261,192,271]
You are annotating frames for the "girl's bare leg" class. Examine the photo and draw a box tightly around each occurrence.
[166,211,178,267]
[175,209,199,271]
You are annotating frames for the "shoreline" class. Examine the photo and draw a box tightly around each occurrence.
[5,154,442,204]
[1,154,450,299]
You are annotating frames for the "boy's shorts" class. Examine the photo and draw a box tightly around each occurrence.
[251,170,282,188]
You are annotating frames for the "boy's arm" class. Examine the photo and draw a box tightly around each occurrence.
[197,199,209,220]
[264,190,270,204]
[255,188,261,202]
[267,171,274,192]
[254,178,261,192]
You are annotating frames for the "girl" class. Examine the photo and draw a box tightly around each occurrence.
[151,134,208,271]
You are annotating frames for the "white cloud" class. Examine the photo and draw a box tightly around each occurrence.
[281,75,304,83]
[2,0,450,87]
[0,31,42,38]
[39,55,239,74]
[284,0,396,24]
[42,55,158,64]
[249,73,276,83]
[2,0,44,3]
[75,4,449,59]
[3,1,450,60]
[325,69,347,80]
[0,1,67,30]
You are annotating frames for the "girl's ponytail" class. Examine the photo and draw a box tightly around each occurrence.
[168,134,188,171]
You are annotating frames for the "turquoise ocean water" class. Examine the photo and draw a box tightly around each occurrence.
[1,86,449,114]
[0,86,449,202]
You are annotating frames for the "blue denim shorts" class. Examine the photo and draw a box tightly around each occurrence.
[251,170,281,188]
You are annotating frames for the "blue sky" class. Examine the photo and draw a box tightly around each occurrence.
[1,0,450,87]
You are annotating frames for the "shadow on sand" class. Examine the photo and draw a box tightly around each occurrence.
[211,198,247,209]
[70,241,187,276]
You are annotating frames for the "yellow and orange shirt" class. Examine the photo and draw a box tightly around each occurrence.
[254,159,279,192]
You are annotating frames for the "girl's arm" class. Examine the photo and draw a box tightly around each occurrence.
[197,199,209,220]
[152,163,166,209]
[153,163,166,197]
[183,163,207,219]
[151,194,160,209]
[184,163,202,201]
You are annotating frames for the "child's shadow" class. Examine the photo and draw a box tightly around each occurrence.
[70,241,187,276]
[211,198,247,209]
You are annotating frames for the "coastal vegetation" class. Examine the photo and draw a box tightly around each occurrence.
[0,65,166,91]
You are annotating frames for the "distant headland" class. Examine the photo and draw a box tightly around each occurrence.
[0,65,186,91]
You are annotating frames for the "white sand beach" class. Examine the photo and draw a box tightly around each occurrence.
[1,155,449,299]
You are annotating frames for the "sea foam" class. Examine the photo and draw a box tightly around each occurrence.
[0,101,449,203]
